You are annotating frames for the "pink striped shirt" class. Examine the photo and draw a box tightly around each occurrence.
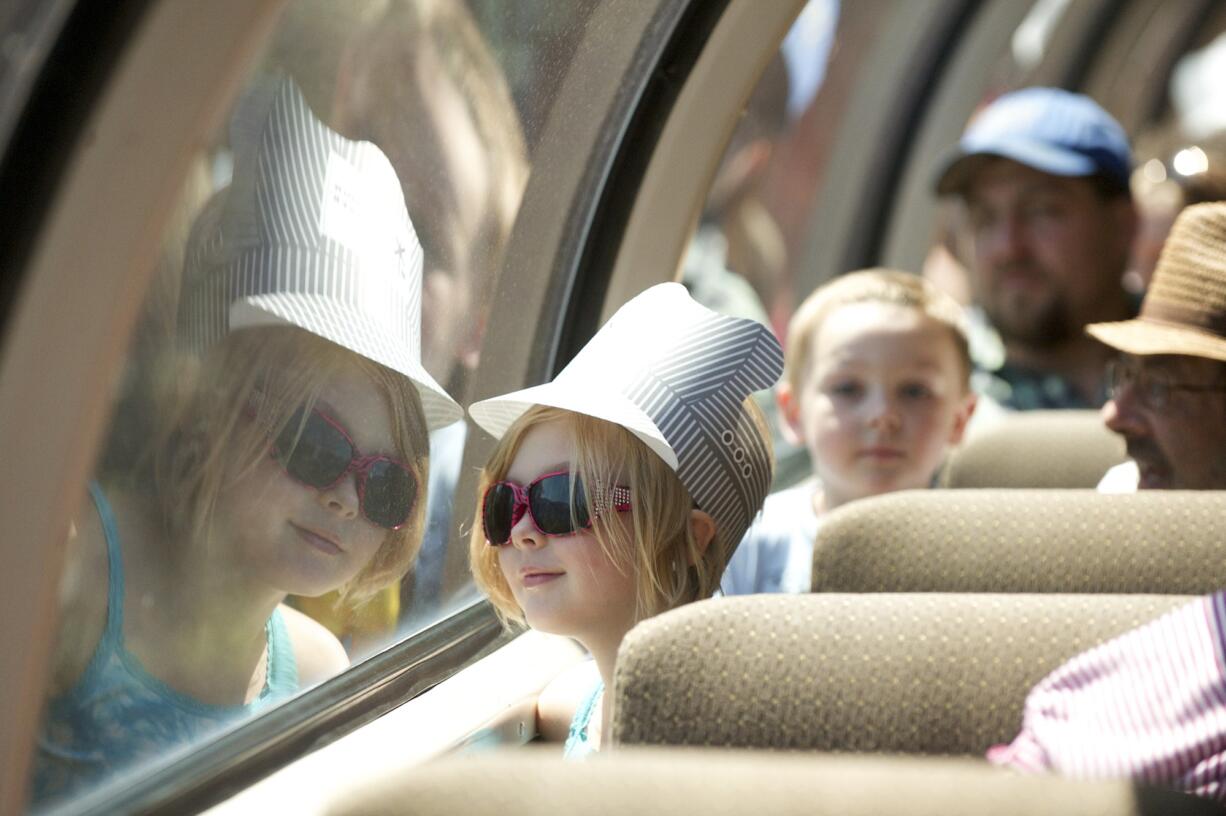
[988,592,1226,800]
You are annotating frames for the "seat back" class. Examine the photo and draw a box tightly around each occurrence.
[325,747,1220,816]
[812,489,1226,594]
[943,410,1126,488]
[612,593,1188,754]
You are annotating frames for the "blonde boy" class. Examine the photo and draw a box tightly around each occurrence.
[722,268,977,595]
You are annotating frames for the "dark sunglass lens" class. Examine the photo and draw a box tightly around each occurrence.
[530,472,587,535]
[362,460,415,529]
[274,408,352,488]
[483,483,516,544]
[572,476,591,529]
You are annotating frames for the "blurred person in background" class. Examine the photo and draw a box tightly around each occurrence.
[935,87,1137,411]
[1127,143,1226,294]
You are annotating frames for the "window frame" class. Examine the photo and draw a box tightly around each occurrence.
[880,0,1222,281]
[0,0,751,811]
[0,2,287,810]
[15,1,1215,811]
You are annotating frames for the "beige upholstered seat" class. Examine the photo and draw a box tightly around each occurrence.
[811,489,1226,594]
[612,593,1188,754]
[325,747,1219,815]
[943,410,1126,488]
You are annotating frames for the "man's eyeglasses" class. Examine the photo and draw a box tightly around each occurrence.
[1105,358,1226,410]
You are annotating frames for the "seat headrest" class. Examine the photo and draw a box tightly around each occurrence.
[945,410,1125,489]
[613,593,1188,754]
[323,745,1220,815]
[813,489,1226,594]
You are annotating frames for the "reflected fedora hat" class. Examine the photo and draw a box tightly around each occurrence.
[179,77,462,429]
[935,87,1131,196]
[469,282,784,551]
[1088,202,1226,363]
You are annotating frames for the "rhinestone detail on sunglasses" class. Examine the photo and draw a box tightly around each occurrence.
[482,469,631,546]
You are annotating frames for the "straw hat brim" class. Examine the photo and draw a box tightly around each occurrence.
[468,382,680,471]
[1086,318,1226,364]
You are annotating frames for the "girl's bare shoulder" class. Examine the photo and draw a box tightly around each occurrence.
[278,604,350,686]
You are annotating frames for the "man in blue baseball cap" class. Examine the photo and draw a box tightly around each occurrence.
[936,87,1137,410]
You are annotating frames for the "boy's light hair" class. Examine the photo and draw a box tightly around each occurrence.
[151,326,429,604]
[470,403,768,628]
[784,268,972,392]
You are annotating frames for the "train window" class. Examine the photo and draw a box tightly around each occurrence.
[1124,11,1226,293]
[22,0,622,809]
[13,0,1224,811]
[690,0,1075,340]
[687,0,1226,493]
[954,3,1226,372]
[680,0,854,489]
[682,0,1087,489]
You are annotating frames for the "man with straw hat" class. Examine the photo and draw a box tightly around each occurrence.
[1090,201,1226,491]
[989,202,1226,797]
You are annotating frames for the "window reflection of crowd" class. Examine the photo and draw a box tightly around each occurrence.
[330,0,528,633]
[35,77,458,806]
[260,0,528,648]
[37,0,529,804]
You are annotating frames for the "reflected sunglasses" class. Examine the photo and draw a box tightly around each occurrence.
[482,469,632,546]
[262,404,418,530]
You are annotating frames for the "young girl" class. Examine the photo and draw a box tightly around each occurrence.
[467,282,783,757]
[33,79,461,803]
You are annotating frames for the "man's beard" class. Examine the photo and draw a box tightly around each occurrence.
[1125,437,1170,488]
[985,285,1077,349]
[1127,427,1226,491]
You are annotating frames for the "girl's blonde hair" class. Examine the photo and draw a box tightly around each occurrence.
[469,406,744,628]
[152,326,429,603]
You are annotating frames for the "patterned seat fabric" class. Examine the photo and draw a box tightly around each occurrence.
[324,746,1220,815]
[611,594,1187,754]
[943,410,1126,489]
[812,489,1226,594]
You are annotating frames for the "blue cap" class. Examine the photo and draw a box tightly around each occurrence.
[935,87,1131,196]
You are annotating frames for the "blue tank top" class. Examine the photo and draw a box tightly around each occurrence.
[31,483,299,805]
[562,679,604,759]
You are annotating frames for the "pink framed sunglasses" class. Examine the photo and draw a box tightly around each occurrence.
[482,469,632,546]
[264,404,418,530]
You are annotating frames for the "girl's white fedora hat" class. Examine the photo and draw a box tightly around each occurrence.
[469,282,784,551]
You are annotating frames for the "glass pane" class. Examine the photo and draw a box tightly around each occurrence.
[0,0,72,156]
[681,0,841,490]
[921,2,1226,412]
[1127,7,1226,294]
[30,0,603,808]
[685,0,1075,501]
